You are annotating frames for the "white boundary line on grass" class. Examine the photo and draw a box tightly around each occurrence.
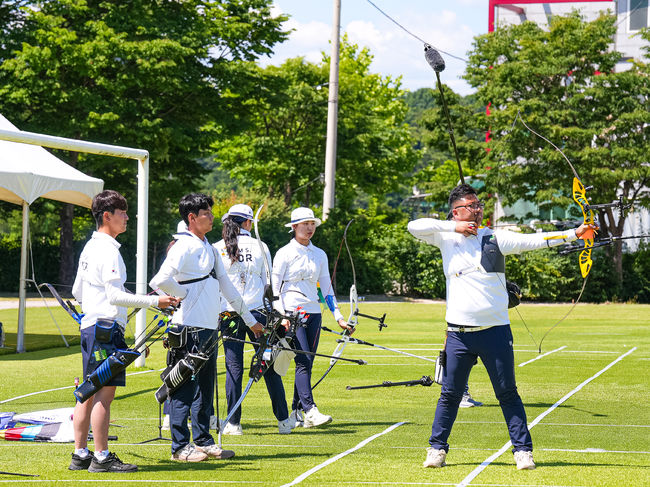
[518,346,566,367]
[456,346,638,487]
[0,369,161,404]
[278,421,406,487]
[0,481,265,484]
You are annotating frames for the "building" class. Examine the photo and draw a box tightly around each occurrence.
[489,0,647,74]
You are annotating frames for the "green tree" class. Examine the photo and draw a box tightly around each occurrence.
[215,36,419,211]
[460,12,650,285]
[0,0,287,285]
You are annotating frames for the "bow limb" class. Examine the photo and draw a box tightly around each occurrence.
[254,205,276,313]
[572,178,595,278]
[312,220,356,390]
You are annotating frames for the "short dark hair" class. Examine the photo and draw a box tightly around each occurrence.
[179,193,214,225]
[448,184,477,209]
[92,190,128,228]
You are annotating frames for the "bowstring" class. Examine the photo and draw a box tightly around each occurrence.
[482,111,540,348]
[490,109,591,350]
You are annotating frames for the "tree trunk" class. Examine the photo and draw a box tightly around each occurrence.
[599,207,625,286]
[58,203,75,287]
[284,180,292,207]
[58,151,79,287]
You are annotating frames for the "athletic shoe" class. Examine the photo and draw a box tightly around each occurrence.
[289,409,304,428]
[209,415,219,430]
[459,393,483,408]
[88,452,138,472]
[162,414,170,430]
[195,444,235,460]
[222,421,243,435]
[423,447,447,468]
[303,406,332,428]
[171,444,208,462]
[278,417,295,434]
[68,451,94,470]
[514,450,536,470]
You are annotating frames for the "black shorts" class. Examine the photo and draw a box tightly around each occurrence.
[80,322,128,387]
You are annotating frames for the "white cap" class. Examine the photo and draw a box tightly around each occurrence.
[285,207,322,228]
[175,220,188,234]
[221,204,254,223]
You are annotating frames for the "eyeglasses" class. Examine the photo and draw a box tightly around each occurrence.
[453,202,485,211]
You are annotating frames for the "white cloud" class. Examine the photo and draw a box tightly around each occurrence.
[264,2,480,95]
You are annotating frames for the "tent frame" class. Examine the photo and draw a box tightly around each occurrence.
[0,127,150,366]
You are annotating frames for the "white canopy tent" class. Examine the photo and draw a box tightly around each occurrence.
[0,113,104,352]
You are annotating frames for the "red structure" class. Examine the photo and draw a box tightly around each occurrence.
[488,0,614,32]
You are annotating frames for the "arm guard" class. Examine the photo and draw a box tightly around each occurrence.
[73,349,140,403]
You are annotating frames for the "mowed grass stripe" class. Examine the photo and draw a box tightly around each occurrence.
[0,302,647,487]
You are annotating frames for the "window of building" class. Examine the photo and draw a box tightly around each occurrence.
[630,0,649,31]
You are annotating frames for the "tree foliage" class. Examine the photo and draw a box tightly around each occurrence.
[434,12,650,285]
[215,36,419,211]
[0,0,288,282]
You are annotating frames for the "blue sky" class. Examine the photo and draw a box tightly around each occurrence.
[262,0,489,95]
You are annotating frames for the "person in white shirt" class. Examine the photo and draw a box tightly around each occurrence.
[70,190,179,473]
[271,207,352,428]
[214,204,294,435]
[150,193,262,463]
[408,184,597,471]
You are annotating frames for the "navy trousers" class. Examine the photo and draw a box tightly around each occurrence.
[429,324,533,453]
[169,327,217,454]
[291,313,322,413]
[221,310,288,424]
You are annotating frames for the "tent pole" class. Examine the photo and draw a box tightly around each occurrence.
[0,127,149,363]
[134,154,149,367]
[17,202,29,353]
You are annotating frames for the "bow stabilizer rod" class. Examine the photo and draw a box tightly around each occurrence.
[222,336,367,365]
[347,375,435,390]
[322,327,436,363]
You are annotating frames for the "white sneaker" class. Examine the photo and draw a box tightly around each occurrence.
[423,447,447,468]
[303,406,332,428]
[278,417,296,434]
[195,443,235,460]
[222,421,243,436]
[162,414,170,430]
[514,450,536,470]
[459,393,483,408]
[289,409,304,428]
[171,444,208,462]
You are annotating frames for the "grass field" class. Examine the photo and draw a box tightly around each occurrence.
[0,301,648,486]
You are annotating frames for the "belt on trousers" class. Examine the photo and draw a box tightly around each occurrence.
[447,325,495,333]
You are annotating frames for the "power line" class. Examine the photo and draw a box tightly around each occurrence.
[615,0,647,29]
[364,0,469,64]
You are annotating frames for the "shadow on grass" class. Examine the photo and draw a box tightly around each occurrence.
[0,341,79,360]
[115,386,159,402]
[480,402,607,417]
[479,460,650,469]
[129,450,332,473]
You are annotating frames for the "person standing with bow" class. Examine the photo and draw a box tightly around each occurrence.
[70,190,179,473]
[150,193,262,463]
[408,184,597,471]
[214,204,295,435]
[271,207,352,428]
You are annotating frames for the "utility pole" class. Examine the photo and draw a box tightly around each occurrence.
[322,0,341,220]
